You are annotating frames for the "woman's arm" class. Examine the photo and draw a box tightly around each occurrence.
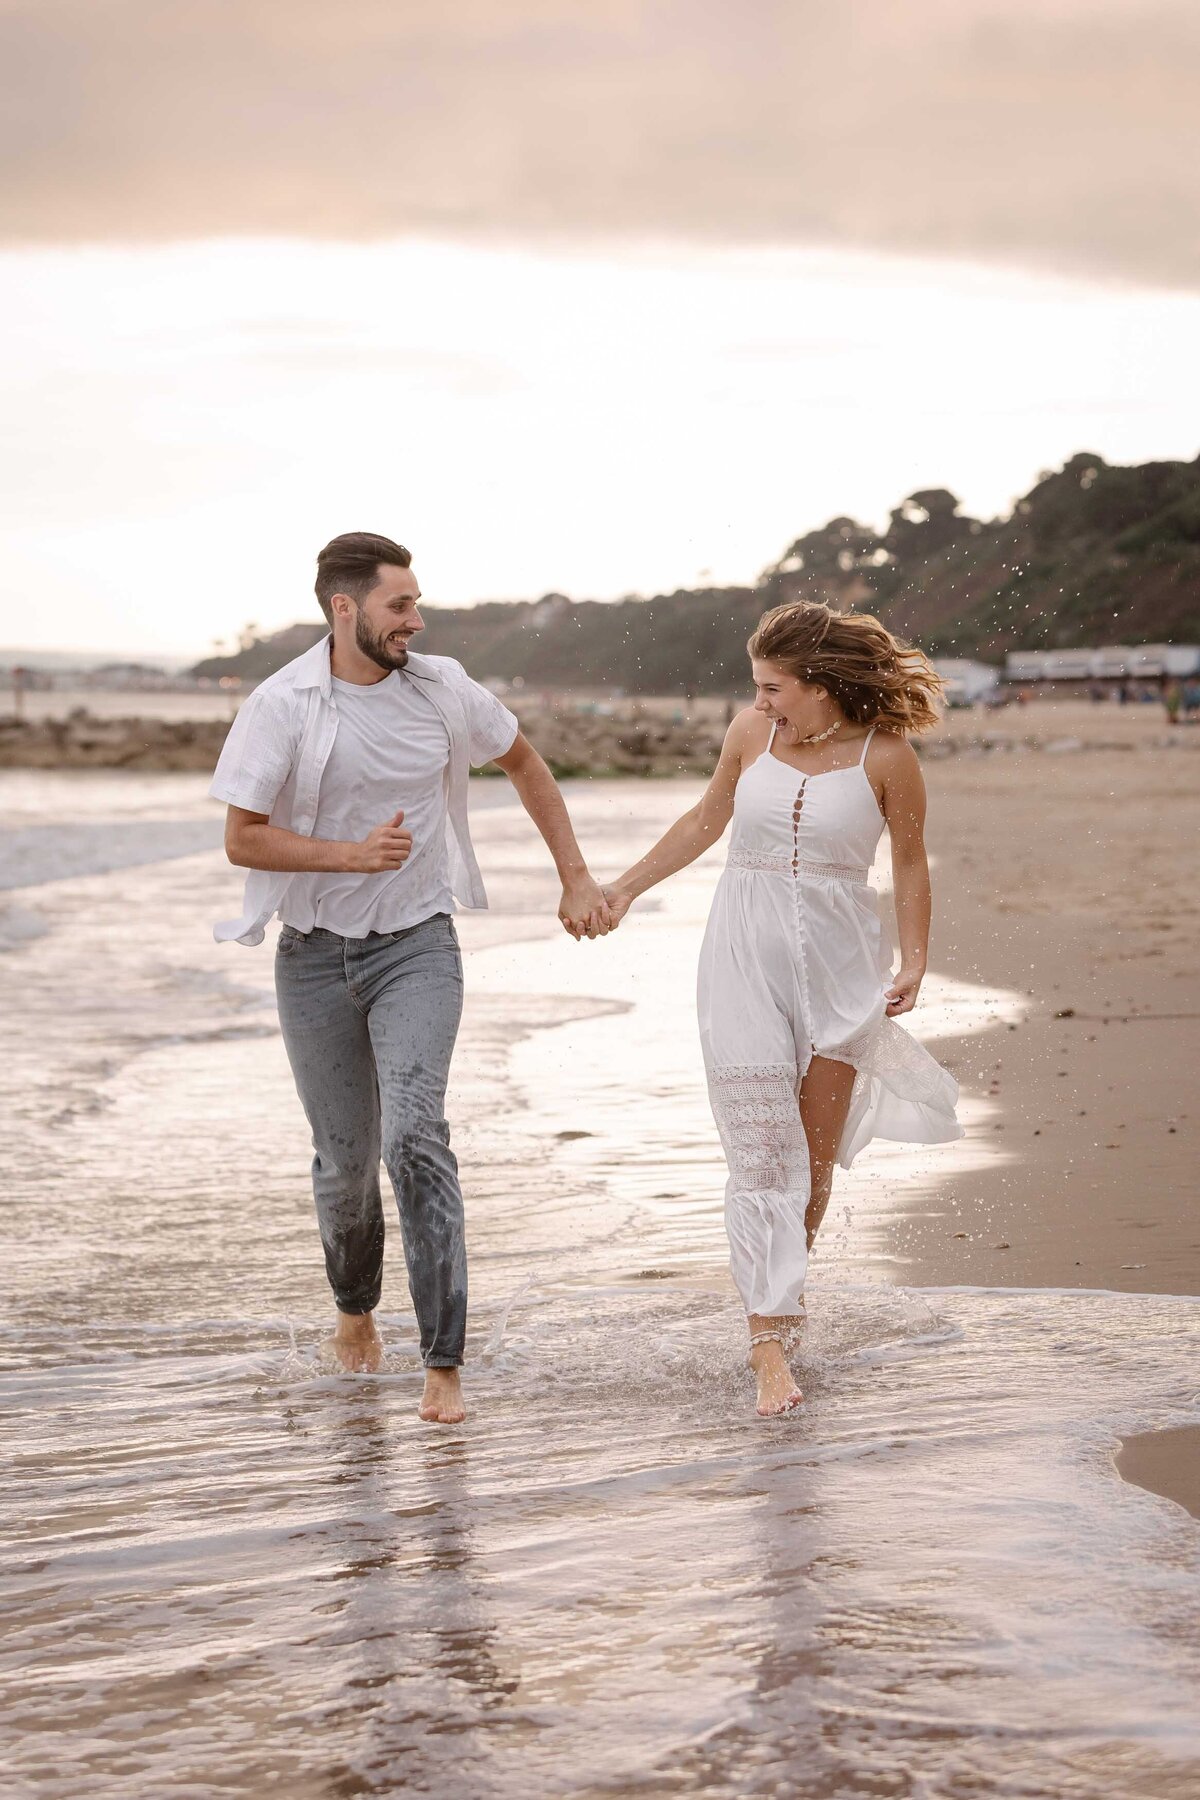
[603,710,761,923]
[878,737,931,1016]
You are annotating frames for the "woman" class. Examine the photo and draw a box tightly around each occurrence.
[604,602,962,1416]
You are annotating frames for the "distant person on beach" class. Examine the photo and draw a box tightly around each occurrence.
[209,532,610,1422]
[602,603,962,1416]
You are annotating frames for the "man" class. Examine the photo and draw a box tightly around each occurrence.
[210,531,610,1423]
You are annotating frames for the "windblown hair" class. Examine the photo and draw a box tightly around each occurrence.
[315,531,411,625]
[748,601,943,734]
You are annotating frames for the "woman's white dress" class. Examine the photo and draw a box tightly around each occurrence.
[697,725,962,1316]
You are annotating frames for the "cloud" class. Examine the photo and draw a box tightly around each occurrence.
[1,0,1198,285]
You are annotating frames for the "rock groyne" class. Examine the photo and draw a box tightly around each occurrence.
[0,703,730,777]
[0,708,231,771]
[1,700,1192,776]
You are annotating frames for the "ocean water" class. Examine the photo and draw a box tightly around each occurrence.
[2,772,1198,1800]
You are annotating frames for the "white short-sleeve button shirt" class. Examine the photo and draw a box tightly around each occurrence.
[281,672,452,935]
[208,638,518,944]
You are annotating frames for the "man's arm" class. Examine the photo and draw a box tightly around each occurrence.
[224,806,413,874]
[491,733,611,939]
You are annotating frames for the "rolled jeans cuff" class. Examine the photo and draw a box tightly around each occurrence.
[335,1292,382,1316]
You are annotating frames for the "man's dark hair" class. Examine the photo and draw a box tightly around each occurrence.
[315,532,411,625]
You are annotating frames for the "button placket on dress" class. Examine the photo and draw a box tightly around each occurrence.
[789,779,817,1063]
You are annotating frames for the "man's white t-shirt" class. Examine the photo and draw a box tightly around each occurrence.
[280,669,516,937]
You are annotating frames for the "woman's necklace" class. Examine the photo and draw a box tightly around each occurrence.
[795,718,843,745]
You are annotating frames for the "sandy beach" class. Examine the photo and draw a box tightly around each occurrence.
[902,719,1200,1528]
[1,710,1197,1797]
[903,732,1198,1297]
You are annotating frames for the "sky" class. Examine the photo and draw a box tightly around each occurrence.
[1,0,1198,657]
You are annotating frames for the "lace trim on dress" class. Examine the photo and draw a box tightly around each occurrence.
[707,1062,808,1194]
[728,846,869,883]
[728,846,792,872]
[711,1061,799,1082]
[712,1019,950,1111]
[711,1013,951,1104]
[847,1014,956,1106]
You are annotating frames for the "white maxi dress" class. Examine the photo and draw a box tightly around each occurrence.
[697,725,963,1317]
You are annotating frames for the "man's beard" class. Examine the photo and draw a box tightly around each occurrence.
[355,608,410,672]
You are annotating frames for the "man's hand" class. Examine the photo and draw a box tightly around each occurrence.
[353,811,413,873]
[558,872,612,940]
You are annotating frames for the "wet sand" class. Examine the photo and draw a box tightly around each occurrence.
[894,740,1198,1296]
[881,730,1200,1524]
[1118,1428,1200,1521]
[2,753,1198,1797]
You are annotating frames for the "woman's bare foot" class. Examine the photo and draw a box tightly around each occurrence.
[322,1310,384,1373]
[418,1367,466,1425]
[748,1339,804,1417]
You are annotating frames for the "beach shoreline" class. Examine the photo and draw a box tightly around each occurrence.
[1118,1426,1200,1521]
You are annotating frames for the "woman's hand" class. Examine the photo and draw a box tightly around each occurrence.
[601,885,635,928]
[884,966,923,1015]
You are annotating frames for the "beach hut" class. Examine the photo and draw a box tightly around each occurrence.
[1005,644,1200,694]
[931,658,1001,705]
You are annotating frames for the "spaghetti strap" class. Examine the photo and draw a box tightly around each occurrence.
[857,724,877,766]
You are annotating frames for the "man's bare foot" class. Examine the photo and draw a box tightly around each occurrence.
[418,1366,466,1425]
[749,1340,804,1417]
[321,1310,384,1374]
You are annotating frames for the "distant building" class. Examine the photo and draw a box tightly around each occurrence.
[1005,645,1200,692]
[930,658,1001,705]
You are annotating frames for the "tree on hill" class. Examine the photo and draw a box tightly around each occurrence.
[188,451,1200,690]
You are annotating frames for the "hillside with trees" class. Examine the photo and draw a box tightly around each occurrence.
[190,452,1200,691]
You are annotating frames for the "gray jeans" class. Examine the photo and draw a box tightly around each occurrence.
[274,913,467,1366]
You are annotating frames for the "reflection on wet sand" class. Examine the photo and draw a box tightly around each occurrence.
[313,1408,518,1795]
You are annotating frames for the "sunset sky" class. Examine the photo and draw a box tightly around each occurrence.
[1,0,1198,657]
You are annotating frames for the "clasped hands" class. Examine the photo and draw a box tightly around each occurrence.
[558,875,634,941]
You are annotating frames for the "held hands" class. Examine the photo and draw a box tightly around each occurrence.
[354,811,413,873]
[884,965,923,1016]
[558,871,613,941]
[559,879,637,941]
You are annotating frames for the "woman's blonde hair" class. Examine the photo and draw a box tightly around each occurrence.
[748,601,943,734]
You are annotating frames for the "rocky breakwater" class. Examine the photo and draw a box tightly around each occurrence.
[0,700,730,777]
[2,699,1195,776]
[512,701,727,778]
[0,708,231,772]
